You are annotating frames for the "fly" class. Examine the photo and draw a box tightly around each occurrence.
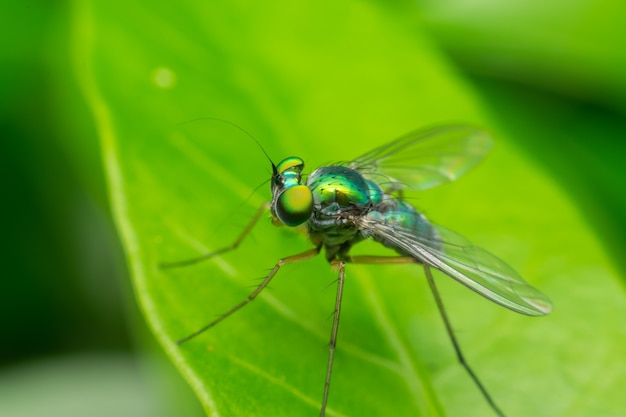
[161,124,552,417]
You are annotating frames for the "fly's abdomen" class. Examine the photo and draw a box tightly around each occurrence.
[368,199,440,253]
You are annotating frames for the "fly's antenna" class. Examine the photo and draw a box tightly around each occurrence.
[172,116,276,233]
[176,117,276,167]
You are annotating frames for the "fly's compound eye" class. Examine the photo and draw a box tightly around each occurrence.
[275,185,313,226]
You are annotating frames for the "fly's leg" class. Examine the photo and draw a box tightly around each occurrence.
[177,246,322,345]
[317,255,414,416]
[344,255,416,264]
[423,264,505,417]
[320,259,346,417]
[340,255,506,417]
[159,202,270,269]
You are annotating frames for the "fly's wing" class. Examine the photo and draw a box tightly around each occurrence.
[348,125,493,191]
[355,216,552,316]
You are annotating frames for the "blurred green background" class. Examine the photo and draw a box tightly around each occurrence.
[2,0,626,416]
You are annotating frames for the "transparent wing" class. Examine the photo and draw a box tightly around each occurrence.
[356,216,552,316]
[347,125,493,191]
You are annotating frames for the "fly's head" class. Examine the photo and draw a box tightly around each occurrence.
[270,156,313,227]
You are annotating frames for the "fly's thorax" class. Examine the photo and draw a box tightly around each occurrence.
[307,166,382,216]
[304,165,384,250]
[270,156,313,227]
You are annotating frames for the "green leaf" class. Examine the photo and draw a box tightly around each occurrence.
[74,1,626,416]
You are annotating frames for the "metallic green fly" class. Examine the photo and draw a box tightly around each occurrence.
[162,124,552,417]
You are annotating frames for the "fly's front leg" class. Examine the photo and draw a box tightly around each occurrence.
[177,246,322,345]
[159,202,270,269]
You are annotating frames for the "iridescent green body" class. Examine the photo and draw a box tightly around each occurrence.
[272,162,437,261]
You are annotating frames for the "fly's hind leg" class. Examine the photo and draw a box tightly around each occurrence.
[423,264,505,417]
[338,254,506,417]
